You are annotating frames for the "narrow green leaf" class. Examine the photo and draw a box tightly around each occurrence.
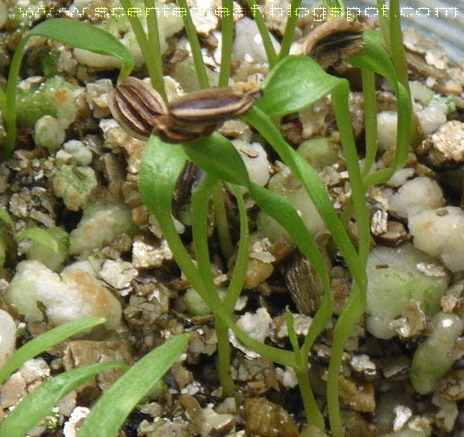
[28,18,134,78]
[244,0,278,67]
[0,361,126,437]
[79,334,189,437]
[139,136,297,368]
[0,206,13,226]
[349,30,413,186]
[256,56,341,116]
[183,134,251,186]
[139,138,188,219]
[349,31,396,85]
[176,0,210,89]
[245,107,363,287]
[285,307,300,356]
[0,317,105,385]
[0,88,6,114]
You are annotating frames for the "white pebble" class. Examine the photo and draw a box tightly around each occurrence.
[0,310,16,368]
[409,206,464,272]
[377,111,397,151]
[34,116,65,151]
[233,140,270,188]
[417,101,448,136]
[389,177,445,219]
[236,307,272,343]
[233,18,280,63]
[4,261,122,329]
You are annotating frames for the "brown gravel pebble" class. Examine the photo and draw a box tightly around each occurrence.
[242,397,299,437]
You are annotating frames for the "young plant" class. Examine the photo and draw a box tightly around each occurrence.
[124,2,412,435]
[1,1,414,435]
[0,18,134,158]
[0,328,188,437]
[0,317,106,385]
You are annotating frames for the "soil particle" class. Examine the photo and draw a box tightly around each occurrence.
[242,397,299,437]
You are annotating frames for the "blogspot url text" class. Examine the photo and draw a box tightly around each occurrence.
[15,5,460,21]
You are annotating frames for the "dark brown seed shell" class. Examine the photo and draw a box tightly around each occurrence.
[153,115,217,144]
[168,86,262,125]
[285,248,331,316]
[108,77,168,140]
[303,18,365,70]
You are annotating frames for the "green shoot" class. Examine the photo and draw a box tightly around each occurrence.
[3,18,134,158]
[245,0,279,67]
[0,317,105,385]
[218,0,234,86]
[350,30,412,187]
[0,361,128,437]
[118,0,166,99]
[0,88,6,114]
[79,334,189,437]
[360,69,378,176]
[140,136,297,368]
[176,0,210,89]
[279,0,302,60]
[161,133,338,426]
[286,307,325,430]
[388,0,409,89]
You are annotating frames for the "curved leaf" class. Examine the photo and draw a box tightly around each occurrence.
[0,361,126,437]
[17,227,59,254]
[349,30,397,85]
[139,137,187,219]
[78,334,189,437]
[28,18,134,78]
[184,133,250,186]
[0,317,106,385]
[256,56,341,116]
[139,136,297,367]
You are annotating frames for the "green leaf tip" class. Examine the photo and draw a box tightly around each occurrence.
[0,360,124,437]
[256,55,342,116]
[0,317,106,385]
[28,18,134,79]
[78,334,189,437]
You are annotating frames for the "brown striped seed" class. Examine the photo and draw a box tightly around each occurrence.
[303,18,365,70]
[152,113,217,144]
[109,78,262,143]
[168,84,262,126]
[108,77,168,141]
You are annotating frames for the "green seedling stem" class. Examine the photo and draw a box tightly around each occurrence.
[279,0,302,60]
[245,0,278,67]
[361,69,378,176]
[286,308,325,429]
[177,0,210,89]
[218,0,234,87]
[119,0,167,100]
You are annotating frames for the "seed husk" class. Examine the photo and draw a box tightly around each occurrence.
[109,78,262,144]
[168,85,262,125]
[108,77,168,141]
[303,18,366,70]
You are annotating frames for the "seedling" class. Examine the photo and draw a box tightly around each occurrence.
[0,317,188,437]
[0,1,414,435]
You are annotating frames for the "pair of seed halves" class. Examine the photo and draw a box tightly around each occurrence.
[109,77,262,144]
